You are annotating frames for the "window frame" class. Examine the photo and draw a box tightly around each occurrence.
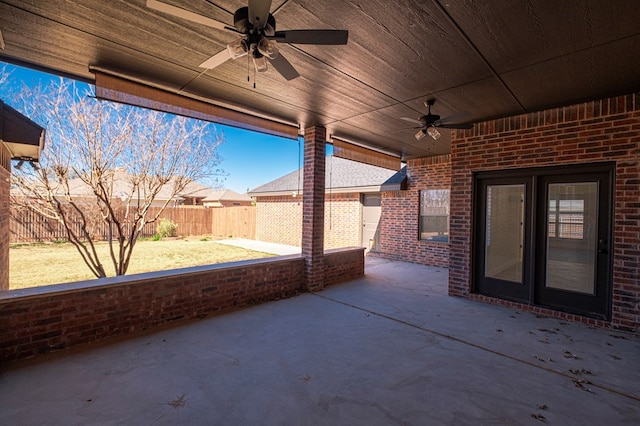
[419,189,450,243]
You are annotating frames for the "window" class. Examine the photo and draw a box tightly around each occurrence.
[420,189,450,242]
[548,194,588,240]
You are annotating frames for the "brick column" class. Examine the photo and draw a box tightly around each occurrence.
[0,144,11,291]
[302,126,326,291]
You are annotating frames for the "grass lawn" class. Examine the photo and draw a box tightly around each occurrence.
[9,238,275,290]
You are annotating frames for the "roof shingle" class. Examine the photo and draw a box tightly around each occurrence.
[249,156,405,195]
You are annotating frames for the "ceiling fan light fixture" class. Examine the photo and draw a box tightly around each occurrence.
[147,0,349,81]
[415,129,427,140]
[227,37,248,59]
[427,127,441,140]
[257,38,279,59]
[253,54,268,72]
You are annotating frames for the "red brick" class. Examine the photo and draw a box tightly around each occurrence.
[302,126,327,292]
[374,155,451,268]
[0,256,317,363]
[450,92,640,333]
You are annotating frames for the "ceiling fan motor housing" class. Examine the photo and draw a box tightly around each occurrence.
[421,113,440,125]
[147,0,348,80]
[234,7,276,35]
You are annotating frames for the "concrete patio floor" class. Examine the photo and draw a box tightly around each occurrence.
[1,257,638,425]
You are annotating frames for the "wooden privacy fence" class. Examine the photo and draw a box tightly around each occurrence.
[156,206,213,237]
[10,209,67,243]
[211,206,255,239]
[10,205,256,243]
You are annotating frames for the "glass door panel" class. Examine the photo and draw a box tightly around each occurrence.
[485,185,525,283]
[535,168,612,319]
[474,177,531,303]
[475,163,612,319]
[545,182,598,294]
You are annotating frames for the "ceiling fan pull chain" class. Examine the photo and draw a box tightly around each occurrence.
[147,1,348,81]
[247,53,251,83]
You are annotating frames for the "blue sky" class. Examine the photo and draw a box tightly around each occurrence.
[0,62,325,194]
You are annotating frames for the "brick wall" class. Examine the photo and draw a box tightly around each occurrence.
[324,247,365,286]
[374,155,451,267]
[0,143,10,291]
[0,257,305,362]
[255,193,362,249]
[302,127,326,291]
[256,195,303,246]
[324,193,361,248]
[0,246,365,363]
[450,93,640,332]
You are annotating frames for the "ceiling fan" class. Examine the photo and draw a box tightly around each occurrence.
[147,0,349,81]
[400,99,473,140]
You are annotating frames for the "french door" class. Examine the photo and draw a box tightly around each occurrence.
[474,163,613,319]
[475,177,531,302]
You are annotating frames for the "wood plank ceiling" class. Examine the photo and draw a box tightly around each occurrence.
[1,0,639,160]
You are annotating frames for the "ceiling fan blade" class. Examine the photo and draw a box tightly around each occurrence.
[248,0,272,29]
[400,117,423,125]
[199,48,232,69]
[269,53,300,80]
[270,30,349,45]
[147,0,233,32]
[436,111,471,125]
[438,123,474,129]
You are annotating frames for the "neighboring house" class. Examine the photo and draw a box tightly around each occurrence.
[21,168,232,208]
[9,165,253,242]
[200,189,252,208]
[249,155,405,250]
[157,183,252,207]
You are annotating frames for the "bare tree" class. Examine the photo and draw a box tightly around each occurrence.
[0,65,8,86]
[8,77,224,277]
